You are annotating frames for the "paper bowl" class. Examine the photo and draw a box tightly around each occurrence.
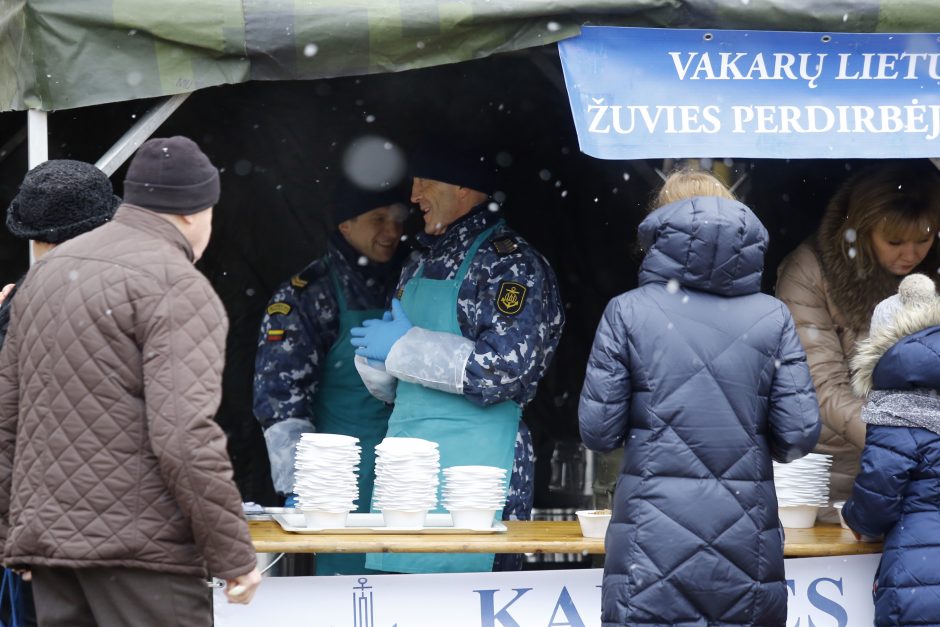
[382,509,427,528]
[450,508,498,529]
[830,501,851,530]
[302,509,348,529]
[778,505,818,529]
[576,509,611,538]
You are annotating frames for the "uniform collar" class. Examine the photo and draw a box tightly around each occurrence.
[416,203,497,253]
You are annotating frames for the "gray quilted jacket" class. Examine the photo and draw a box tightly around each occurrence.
[579,196,820,626]
[0,205,256,580]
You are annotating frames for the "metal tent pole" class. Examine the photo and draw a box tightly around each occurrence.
[27,110,48,265]
[95,93,191,176]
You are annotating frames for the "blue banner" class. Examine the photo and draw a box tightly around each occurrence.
[559,27,940,159]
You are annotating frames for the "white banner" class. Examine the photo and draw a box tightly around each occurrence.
[214,555,878,626]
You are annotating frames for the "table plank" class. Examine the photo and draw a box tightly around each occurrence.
[250,520,882,557]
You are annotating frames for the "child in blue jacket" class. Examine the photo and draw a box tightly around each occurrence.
[845,273,940,626]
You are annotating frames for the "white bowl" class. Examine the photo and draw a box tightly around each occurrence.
[778,504,818,528]
[450,508,498,529]
[829,500,850,530]
[302,509,348,528]
[576,510,611,538]
[382,509,428,528]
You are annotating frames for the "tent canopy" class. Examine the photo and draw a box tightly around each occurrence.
[3,0,940,113]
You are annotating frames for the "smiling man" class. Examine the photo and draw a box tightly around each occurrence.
[253,179,407,575]
[351,149,565,574]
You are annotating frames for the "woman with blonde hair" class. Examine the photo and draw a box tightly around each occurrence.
[580,168,819,626]
[776,160,940,516]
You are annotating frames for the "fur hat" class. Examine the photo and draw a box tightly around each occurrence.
[6,159,120,244]
[123,136,220,215]
[869,273,938,335]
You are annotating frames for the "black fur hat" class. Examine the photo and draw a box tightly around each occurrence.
[7,159,120,244]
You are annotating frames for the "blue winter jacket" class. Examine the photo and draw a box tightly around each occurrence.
[844,321,940,627]
[579,196,820,627]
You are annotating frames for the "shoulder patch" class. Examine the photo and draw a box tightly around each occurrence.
[496,281,527,316]
[290,275,309,289]
[266,302,292,316]
[492,237,519,256]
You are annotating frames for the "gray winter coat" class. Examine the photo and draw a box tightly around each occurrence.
[579,196,820,626]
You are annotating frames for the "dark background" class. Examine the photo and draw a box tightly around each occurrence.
[0,44,880,508]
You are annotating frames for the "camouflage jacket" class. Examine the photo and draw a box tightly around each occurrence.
[398,205,564,407]
[253,242,396,430]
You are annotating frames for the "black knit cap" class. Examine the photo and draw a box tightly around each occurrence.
[6,159,120,244]
[123,136,220,214]
[409,148,499,195]
[332,179,409,225]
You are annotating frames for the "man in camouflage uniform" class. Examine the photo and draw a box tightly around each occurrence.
[352,150,564,573]
[252,182,408,574]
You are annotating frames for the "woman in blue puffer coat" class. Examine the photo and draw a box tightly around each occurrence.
[579,170,821,627]
[845,273,940,627]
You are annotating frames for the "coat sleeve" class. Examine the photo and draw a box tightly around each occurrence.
[776,246,866,450]
[767,304,821,462]
[143,277,256,581]
[578,298,631,453]
[842,425,919,537]
[0,295,20,546]
[462,251,564,407]
[252,280,336,493]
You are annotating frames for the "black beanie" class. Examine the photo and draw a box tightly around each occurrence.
[409,148,499,195]
[123,136,220,214]
[6,159,120,244]
[332,179,408,225]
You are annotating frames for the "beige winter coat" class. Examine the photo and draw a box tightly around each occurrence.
[775,205,937,502]
[0,205,256,580]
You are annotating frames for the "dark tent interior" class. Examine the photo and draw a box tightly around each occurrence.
[0,43,896,531]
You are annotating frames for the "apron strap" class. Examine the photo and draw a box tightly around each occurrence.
[325,261,348,313]
[413,218,502,281]
[454,219,503,281]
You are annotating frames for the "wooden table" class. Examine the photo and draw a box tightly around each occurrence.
[250,520,882,557]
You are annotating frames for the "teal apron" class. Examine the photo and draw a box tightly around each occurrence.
[365,223,520,573]
[312,266,391,575]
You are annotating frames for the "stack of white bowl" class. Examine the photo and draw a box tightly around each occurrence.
[773,453,833,528]
[373,437,440,527]
[442,465,508,529]
[293,433,361,528]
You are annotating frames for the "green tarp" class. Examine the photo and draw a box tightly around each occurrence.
[3,0,940,112]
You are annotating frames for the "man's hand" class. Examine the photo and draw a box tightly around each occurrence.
[350,299,412,362]
[11,567,31,582]
[0,283,14,306]
[225,567,262,604]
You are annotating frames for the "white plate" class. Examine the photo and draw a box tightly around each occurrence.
[272,512,506,534]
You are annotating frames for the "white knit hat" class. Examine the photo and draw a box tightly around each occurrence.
[869,273,938,335]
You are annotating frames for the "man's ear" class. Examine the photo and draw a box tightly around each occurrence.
[179,213,196,225]
[338,219,352,236]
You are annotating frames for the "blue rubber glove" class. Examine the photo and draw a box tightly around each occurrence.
[284,493,299,508]
[350,298,412,362]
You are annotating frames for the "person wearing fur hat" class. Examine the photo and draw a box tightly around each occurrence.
[0,157,117,627]
[0,159,120,346]
[776,160,940,518]
[844,273,940,626]
[252,178,409,576]
[0,136,261,625]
